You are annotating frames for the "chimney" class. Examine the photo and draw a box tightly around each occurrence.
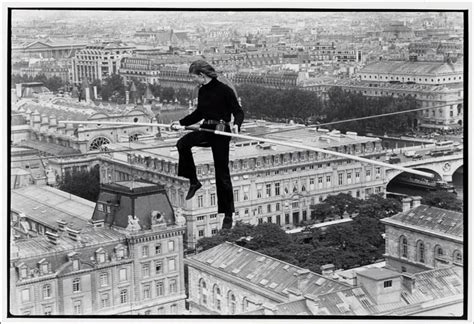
[412,196,422,209]
[401,273,416,293]
[45,231,59,245]
[295,269,311,293]
[57,219,67,231]
[66,226,81,241]
[320,264,335,277]
[402,198,412,212]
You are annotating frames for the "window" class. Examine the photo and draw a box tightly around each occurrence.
[143,284,151,299]
[72,278,81,292]
[72,259,79,271]
[436,246,444,258]
[211,228,218,235]
[276,202,280,211]
[43,284,52,299]
[326,175,331,184]
[267,204,272,213]
[267,216,272,223]
[142,246,149,257]
[145,310,151,315]
[41,263,49,274]
[155,244,161,255]
[266,184,272,197]
[384,280,392,288]
[453,251,463,263]
[73,300,82,315]
[418,241,425,263]
[101,293,110,308]
[228,292,237,314]
[119,268,127,281]
[142,263,150,278]
[198,195,204,207]
[168,259,176,272]
[285,214,290,224]
[257,189,262,198]
[233,190,239,202]
[120,289,128,304]
[197,215,205,222]
[200,279,208,305]
[97,252,106,263]
[100,272,109,286]
[21,288,30,302]
[198,229,204,237]
[400,236,408,258]
[355,170,360,182]
[338,173,343,185]
[276,215,281,225]
[157,307,165,314]
[19,266,27,279]
[168,240,175,252]
[213,285,222,310]
[258,218,263,225]
[210,193,216,206]
[156,281,164,296]
[275,183,280,196]
[169,279,177,293]
[155,261,162,274]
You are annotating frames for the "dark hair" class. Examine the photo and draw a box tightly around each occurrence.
[189,60,218,78]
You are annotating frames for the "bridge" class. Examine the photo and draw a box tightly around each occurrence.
[386,149,463,183]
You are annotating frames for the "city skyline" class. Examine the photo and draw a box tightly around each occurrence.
[5,5,467,321]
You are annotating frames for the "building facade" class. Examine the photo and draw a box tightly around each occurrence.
[98,123,387,249]
[71,44,135,84]
[381,197,463,274]
[10,181,187,315]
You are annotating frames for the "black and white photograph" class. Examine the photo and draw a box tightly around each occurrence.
[3,3,469,322]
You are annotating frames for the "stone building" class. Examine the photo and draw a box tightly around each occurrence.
[185,242,350,315]
[186,242,464,316]
[381,197,463,274]
[71,43,135,84]
[99,122,387,249]
[10,181,187,315]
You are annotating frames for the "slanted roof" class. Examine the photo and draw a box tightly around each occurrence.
[357,268,400,281]
[382,205,463,240]
[11,186,94,230]
[187,242,350,298]
[360,61,463,75]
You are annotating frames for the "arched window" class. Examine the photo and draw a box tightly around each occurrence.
[213,285,222,311]
[453,250,463,264]
[435,245,444,258]
[399,236,408,258]
[228,291,237,314]
[199,279,208,305]
[417,241,425,263]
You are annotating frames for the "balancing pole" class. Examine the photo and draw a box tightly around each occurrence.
[60,120,435,178]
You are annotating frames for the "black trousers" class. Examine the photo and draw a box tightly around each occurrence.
[176,126,235,214]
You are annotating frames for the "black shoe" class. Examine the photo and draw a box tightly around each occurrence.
[222,214,233,229]
[186,182,202,200]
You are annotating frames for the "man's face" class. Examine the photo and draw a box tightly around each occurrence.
[191,73,205,85]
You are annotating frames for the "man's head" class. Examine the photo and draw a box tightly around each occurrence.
[189,60,217,85]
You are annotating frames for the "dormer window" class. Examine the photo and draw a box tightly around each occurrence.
[115,244,126,259]
[97,204,104,212]
[72,259,80,271]
[96,248,106,263]
[18,263,28,279]
[38,259,49,275]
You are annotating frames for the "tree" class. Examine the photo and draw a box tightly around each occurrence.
[246,223,292,250]
[310,202,337,223]
[323,193,360,217]
[422,191,463,212]
[358,194,401,220]
[100,74,125,102]
[58,166,100,202]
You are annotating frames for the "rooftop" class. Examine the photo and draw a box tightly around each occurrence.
[360,61,463,75]
[382,205,463,239]
[187,242,350,297]
[357,267,400,281]
[11,185,95,230]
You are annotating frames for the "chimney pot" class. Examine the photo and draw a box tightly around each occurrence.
[402,198,412,212]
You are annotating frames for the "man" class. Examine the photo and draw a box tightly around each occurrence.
[171,60,244,229]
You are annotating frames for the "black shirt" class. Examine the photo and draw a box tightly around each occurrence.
[179,78,244,130]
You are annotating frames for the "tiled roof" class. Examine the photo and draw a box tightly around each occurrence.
[251,266,463,316]
[360,61,463,75]
[11,186,94,229]
[187,242,350,298]
[382,205,463,239]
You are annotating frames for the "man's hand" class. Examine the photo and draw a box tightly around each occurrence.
[232,124,239,134]
[170,121,182,131]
